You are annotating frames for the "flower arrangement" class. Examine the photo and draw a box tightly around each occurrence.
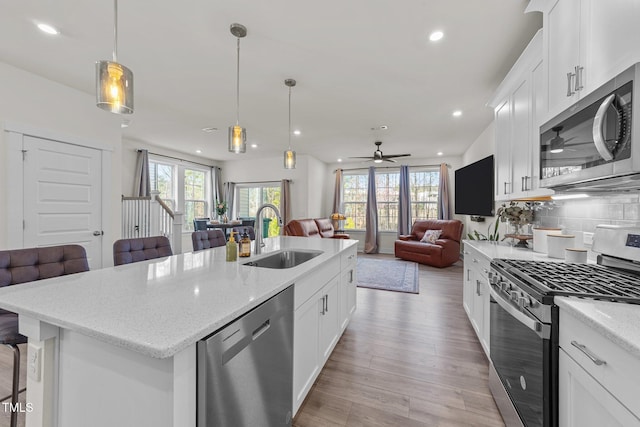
[497,201,534,227]
[215,200,227,216]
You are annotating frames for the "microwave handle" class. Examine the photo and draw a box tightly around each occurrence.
[592,94,616,161]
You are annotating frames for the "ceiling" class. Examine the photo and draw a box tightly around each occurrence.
[0,0,541,164]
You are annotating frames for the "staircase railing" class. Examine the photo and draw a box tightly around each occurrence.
[121,191,183,254]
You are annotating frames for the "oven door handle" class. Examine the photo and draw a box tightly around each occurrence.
[490,285,549,339]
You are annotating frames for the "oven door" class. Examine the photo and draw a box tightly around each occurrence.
[489,285,556,427]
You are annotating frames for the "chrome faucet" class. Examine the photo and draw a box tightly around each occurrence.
[254,203,283,255]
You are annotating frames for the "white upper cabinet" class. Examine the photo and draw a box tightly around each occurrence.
[489,29,552,200]
[543,0,640,121]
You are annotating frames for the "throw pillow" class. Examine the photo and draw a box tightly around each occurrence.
[420,229,442,244]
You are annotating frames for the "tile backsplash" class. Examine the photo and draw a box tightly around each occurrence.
[536,192,640,232]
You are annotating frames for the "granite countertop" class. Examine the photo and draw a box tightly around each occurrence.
[0,237,357,359]
[555,297,640,360]
[463,240,569,262]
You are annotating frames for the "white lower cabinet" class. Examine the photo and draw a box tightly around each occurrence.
[293,246,357,414]
[462,243,490,357]
[559,349,640,427]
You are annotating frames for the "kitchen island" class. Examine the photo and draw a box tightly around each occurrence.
[0,236,358,427]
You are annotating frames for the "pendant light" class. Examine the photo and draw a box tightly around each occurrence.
[229,23,247,153]
[96,0,133,114]
[284,78,297,169]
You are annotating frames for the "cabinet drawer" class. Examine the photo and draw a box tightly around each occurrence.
[559,309,640,417]
[463,245,491,279]
[294,255,340,309]
[340,245,357,269]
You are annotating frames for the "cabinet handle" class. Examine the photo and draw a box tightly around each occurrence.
[349,270,354,283]
[476,280,481,296]
[320,295,326,315]
[325,295,329,313]
[525,176,531,191]
[567,72,576,97]
[521,176,525,192]
[571,341,606,366]
[574,65,584,91]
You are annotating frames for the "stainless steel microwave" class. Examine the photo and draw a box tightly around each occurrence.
[539,62,640,191]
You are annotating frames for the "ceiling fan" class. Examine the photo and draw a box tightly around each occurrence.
[542,126,593,153]
[349,141,411,163]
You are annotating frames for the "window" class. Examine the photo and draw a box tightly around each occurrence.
[149,157,211,231]
[235,183,281,237]
[343,168,439,232]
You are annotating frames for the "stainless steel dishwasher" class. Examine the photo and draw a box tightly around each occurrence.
[197,286,294,427]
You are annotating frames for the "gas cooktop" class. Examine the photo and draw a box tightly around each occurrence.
[492,258,640,304]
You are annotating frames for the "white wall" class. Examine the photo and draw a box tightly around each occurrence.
[324,155,464,254]
[0,61,122,250]
[460,122,499,239]
[222,154,328,220]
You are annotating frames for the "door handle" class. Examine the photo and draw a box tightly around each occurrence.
[592,93,617,161]
[567,72,575,97]
[93,230,104,236]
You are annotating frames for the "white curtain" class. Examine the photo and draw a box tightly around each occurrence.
[364,166,379,254]
[133,149,151,197]
[280,179,291,234]
[398,165,412,237]
[438,163,451,220]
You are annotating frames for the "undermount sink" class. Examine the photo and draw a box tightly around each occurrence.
[243,250,323,269]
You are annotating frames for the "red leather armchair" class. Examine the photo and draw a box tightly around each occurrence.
[284,219,350,239]
[394,220,463,267]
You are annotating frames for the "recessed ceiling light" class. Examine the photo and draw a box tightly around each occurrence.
[201,127,218,133]
[452,110,462,117]
[379,125,388,130]
[437,152,443,156]
[429,31,444,42]
[251,143,258,148]
[195,149,202,154]
[337,158,343,162]
[36,22,60,35]
[293,130,301,136]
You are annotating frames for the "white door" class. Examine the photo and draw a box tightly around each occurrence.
[23,135,103,269]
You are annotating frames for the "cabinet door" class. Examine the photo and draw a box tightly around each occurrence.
[339,266,357,331]
[495,98,513,200]
[319,277,341,363]
[547,0,581,115]
[582,0,640,93]
[293,293,322,412]
[530,58,545,192]
[559,350,640,427]
[511,78,532,196]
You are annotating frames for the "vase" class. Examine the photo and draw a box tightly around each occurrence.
[222,214,228,223]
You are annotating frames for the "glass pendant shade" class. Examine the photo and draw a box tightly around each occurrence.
[96,60,134,114]
[284,149,296,169]
[228,125,247,153]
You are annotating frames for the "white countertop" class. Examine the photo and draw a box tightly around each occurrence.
[0,237,357,359]
[555,297,640,360]
[463,240,567,261]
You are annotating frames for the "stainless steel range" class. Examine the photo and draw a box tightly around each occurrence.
[487,225,640,427]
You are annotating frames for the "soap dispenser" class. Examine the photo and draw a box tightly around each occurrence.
[239,228,251,257]
[226,231,238,262]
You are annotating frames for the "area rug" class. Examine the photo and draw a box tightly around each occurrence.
[356,257,419,294]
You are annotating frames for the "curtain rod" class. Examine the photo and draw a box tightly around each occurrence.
[231,179,292,185]
[139,149,216,169]
[334,163,449,173]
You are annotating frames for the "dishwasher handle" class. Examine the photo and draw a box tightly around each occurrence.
[252,319,271,340]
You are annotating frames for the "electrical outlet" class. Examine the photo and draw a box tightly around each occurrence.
[583,232,594,246]
[27,343,42,382]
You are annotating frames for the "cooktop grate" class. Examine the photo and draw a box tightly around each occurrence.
[493,259,640,303]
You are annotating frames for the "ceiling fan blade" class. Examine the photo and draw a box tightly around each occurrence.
[383,158,397,163]
[382,154,411,159]
[348,156,376,159]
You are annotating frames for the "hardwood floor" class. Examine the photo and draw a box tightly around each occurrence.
[0,344,26,427]
[0,254,503,427]
[294,254,505,427]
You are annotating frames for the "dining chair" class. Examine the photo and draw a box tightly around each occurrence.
[233,226,256,241]
[0,244,89,427]
[194,218,210,231]
[113,236,173,266]
[192,230,227,251]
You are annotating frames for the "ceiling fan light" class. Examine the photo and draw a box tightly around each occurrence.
[284,150,296,169]
[228,125,246,153]
[96,60,134,114]
[374,158,383,164]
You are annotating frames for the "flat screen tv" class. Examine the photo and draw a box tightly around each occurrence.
[454,155,494,217]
